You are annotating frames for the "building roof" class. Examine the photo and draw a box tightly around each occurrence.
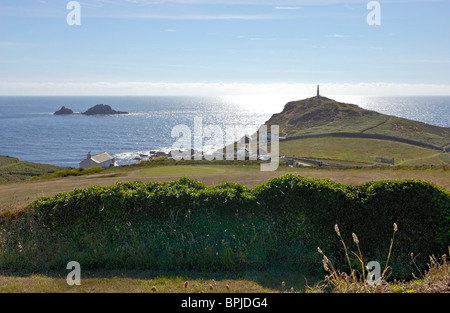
[90,152,114,164]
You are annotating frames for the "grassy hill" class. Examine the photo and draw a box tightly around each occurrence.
[280,137,449,166]
[262,96,450,166]
[266,96,450,150]
[0,156,69,184]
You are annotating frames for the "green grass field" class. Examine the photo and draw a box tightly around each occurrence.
[280,137,449,166]
[0,156,69,184]
[1,160,449,216]
[139,165,231,176]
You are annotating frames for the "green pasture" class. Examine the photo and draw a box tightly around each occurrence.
[279,137,448,165]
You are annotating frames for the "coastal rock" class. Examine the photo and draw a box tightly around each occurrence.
[54,106,74,115]
[53,104,128,115]
[83,104,128,115]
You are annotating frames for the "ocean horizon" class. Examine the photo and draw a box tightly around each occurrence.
[0,95,449,168]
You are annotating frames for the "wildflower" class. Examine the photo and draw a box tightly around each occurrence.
[317,247,323,255]
[393,223,398,232]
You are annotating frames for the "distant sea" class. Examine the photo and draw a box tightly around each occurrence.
[0,95,449,167]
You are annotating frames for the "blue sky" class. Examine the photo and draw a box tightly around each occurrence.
[1,0,450,96]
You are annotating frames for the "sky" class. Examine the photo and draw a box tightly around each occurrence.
[1,0,450,96]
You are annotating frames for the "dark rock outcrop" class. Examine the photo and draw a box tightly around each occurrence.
[53,104,128,115]
[54,106,74,115]
[83,104,128,115]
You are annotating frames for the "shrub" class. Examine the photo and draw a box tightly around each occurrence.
[36,166,104,179]
[0,175,448,278]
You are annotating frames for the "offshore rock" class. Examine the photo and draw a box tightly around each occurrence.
[53,106,75,115]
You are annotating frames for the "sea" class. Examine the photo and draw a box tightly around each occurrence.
[0,95,449,168]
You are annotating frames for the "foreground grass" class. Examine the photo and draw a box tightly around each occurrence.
[313,252,450,294]
[0,269,313,293]
[312,224,450,293]
[1,258,448,293]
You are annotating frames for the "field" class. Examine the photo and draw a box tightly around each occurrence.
[139,165,230,176]
[279,137,450,166]
[0,156,69,184]
[1,162,449,215]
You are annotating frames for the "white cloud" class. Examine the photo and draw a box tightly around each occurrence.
[119,13,278,20]
[325,34,350,38]
[249,37,276,41]
[275,6,302,10]
[1,81,450,97]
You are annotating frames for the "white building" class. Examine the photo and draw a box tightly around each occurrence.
[79,152,116,168]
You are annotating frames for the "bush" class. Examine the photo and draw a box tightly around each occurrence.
[348,180,450,277]
[0,175,448,278]
[296,179,450,279]
[36,166,104,179]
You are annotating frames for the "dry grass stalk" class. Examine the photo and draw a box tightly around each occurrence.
[316,223,401,293]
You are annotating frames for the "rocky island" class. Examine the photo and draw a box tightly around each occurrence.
[83,104,128,115]
[53,106,74,115]
[54,104,128,115]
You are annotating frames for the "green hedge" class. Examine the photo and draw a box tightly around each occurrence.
[1,174,448,277]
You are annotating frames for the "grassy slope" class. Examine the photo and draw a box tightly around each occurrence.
[280,137,449,166]
[265,96,450,149]
[0,156,70,184]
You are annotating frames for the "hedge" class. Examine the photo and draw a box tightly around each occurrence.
[1,174,448,277]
